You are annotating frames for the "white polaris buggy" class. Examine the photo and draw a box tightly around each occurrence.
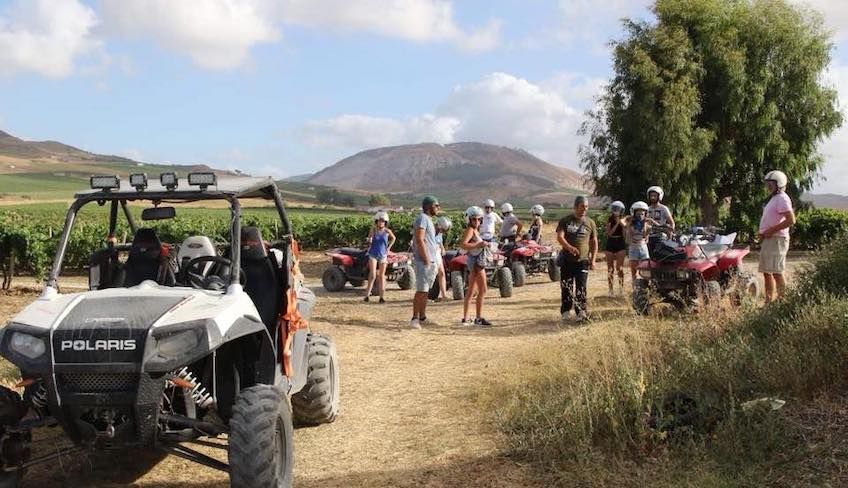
[0,173,339,487]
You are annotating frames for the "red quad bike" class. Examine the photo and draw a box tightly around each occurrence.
[322,247,414,292]
[429,247,513,300]
[501,237,560,287]
[632,226,761,314]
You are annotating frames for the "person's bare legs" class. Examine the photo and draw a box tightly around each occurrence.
[413,292,428,319]
[463,272,475,320]
[616,251,626,293]
[630,259,639,282]
[475,269,487,319]
[774,273,786,300]
[364,257,378,299]
[378,262,387,300]
[605,251,614,294]
[763,273,775,303]
[437,263,447,299]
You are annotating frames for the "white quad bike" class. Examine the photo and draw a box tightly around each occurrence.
[0,173,339,487]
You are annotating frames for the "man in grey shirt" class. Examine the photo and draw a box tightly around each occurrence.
[498,202,523,243]
[410,195,441,329]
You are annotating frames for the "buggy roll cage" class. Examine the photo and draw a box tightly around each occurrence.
[44,176,292,293]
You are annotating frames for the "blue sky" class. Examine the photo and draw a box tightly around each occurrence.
[1,0,847,193]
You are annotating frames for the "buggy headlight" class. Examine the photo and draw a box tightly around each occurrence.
[156,330,200,357]
[638,269,652,279]
[10,332,46,359]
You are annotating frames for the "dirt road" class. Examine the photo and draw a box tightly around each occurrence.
[0,253,802,487]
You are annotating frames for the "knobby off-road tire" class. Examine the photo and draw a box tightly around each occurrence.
[632,278,650,315]
[730,271,760,307]
[547,259,561,282]
[322,267,346,292]
[497,267,513,298]
[397,267,414,290]
[703,280,722,306]
[228,385,294,488]
[451,271,465,300]
[511,261,526,287]
[291,334,340,426]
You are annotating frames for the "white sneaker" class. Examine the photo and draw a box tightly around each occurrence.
[409,319,421,330]
[575,311,588,323]
[561,311,572,322]
[608,289,615,298]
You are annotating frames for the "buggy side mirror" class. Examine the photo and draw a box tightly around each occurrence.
[142,207,176,221]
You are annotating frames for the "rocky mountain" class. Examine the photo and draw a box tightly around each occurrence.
[307,142,587,205]
[803,193,848,210]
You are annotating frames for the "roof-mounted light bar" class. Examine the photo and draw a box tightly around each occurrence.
[90,175,120,192]
[129,173,148,191]
[188,172,216,190]
[160,172,178,191]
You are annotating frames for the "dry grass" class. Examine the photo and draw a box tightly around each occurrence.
[0,250,822,488]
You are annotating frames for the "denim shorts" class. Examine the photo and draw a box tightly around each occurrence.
[414,260,438,292]
[466,253,480,271]
[628,244,649,261]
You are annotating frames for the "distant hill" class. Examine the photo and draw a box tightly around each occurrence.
[282,173,313,183]
[308,142,587,206]
[0,130,229,201]
[803,193,848,210]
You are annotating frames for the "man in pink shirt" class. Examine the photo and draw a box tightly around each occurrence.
[758,170,796,303]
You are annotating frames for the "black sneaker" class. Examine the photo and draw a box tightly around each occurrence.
[474,318,492,327]
[379,297,385,304]
[461,318,471,326]
[363,296,370,302]
[419,315,427,323]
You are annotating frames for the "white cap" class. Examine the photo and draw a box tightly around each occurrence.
[501,202,513,213]
[764,170,788,189]
[465,206,484,224]
[483,199,495,208]
[647,186,664,201]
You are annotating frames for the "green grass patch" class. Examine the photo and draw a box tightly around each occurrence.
[483,240,848,486]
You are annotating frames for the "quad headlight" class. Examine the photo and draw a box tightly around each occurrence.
[638,269,652,279]
[10,332,46,359]
[156,329,200,357]
[676,269,690,279]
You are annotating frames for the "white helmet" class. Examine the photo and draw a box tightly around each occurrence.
[483,199,495,209]
[647,186,664,201]
[764,170,788,189]
[374,211,389,222]
[610,200,625,213]
[530,204,545,216]
[465,206,484,224]
[631,201,649,213]
[436,216,453,231]
[501,202,514,213]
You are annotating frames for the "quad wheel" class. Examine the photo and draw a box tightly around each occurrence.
[322,267,346,292]
[428,281,440,301]
[511,262,526,287]
[291,334,340,426]
[451,271,465,301]
[632,278,650,315]
[547,259,561,282]
[228,385,294,488]
[730,271,761,306]
[397,267,415,290]
[702,280,722,305]
[497,267,513,298]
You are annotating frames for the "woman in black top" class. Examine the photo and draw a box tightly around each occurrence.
[604,201,627,297]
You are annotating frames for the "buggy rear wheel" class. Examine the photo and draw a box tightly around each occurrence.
[229,385,293,488]
[450,271,465,300]
[497,267,513,298]
[397,268,414,290]
[510,261,526,287]
[291,334,340,426]
[322,267,347,292]
[547,259,560,282]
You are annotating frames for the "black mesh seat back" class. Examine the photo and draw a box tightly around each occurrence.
[241,227,282,329]
[124,228,162,287]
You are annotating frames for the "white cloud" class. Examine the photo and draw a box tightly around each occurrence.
[297,71,604,168]
[0,0,100,78]
[98,0,280,70]
[277,0,501,52]
[794,0,848,41]
[814,61,848,193]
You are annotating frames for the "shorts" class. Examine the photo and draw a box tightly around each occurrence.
[628,244,649,261]
[415,260,439,292]
[466,253,480,271]
[368,254,387,264]
[759,236,789,274]
[605,236,627,253]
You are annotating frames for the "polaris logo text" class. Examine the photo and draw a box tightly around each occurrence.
[60,340,137,352]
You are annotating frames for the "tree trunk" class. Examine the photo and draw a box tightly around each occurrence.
[699,193,718,226]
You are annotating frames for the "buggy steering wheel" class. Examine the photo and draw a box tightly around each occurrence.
[181,255,246,290]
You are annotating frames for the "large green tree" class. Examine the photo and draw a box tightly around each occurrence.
[580,0,842,228]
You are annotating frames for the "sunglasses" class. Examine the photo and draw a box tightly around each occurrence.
[470,217,482,222]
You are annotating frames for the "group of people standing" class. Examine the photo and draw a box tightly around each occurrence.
[363,169,795,329]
